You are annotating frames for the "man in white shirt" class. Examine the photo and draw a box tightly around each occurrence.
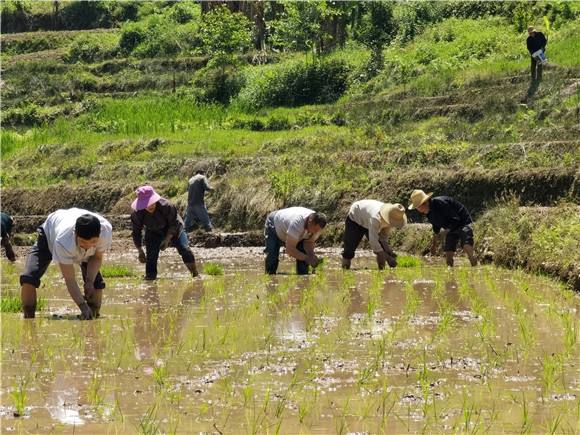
[264,207,327,275]
[20,208,113,319]
[342,200,407,269]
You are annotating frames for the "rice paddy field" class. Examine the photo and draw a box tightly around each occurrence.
[1,248,579,434]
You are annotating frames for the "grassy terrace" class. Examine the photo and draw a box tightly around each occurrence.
[1,7,579,289]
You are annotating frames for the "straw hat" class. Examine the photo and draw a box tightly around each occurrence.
[131,186,161,211]
[379,203,407,229]
[408,189,433,210]
[527,26,536,33]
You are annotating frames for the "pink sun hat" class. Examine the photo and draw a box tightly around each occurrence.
[131,186,161,211]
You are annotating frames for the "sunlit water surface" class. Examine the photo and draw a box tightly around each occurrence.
[2,248,579,434]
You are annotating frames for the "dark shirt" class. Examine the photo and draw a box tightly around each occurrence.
[426,196,473,235]
[131,198,184,247]
[527,31,547,55]
[1,212,13,238]
[187,174,213,207]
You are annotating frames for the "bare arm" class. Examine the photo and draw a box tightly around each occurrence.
[83,251,104,298]
[59,263,93,319]
[285,237,319,267]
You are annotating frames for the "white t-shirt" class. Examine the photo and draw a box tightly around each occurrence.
[348,200,391,252]
[42,208,113,265]
[273,207,320,243]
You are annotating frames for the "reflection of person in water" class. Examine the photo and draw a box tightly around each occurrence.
[133,282,193,375]
[17,320,112,425]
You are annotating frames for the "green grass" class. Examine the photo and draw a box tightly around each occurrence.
[101,265,136,278]
[1,294,46,313]
[203,263,224,276]
[396,255,421,268]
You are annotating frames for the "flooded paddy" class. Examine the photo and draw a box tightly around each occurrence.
[1,247,579,434]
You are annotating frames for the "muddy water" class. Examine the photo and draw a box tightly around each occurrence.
[1,248,579,434]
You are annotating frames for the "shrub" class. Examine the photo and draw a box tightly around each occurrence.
[62,33,118,64]
[234,57,350,111]
[190,67,245,105]
[119,22,146,55]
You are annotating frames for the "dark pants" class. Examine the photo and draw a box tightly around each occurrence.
[144,229,195,279]
[1,236,15,261]
[264,212,309,275]
[444,225,474,252]
[531,56,543,81]
[20,227,105,289]
[341,216,388,259]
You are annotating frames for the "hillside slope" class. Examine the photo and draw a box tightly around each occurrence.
[1,7,579,289]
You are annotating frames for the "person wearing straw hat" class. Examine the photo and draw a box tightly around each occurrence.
[408,190,477,267]
[20,208,113,319]
[131,186,199,280]
[341,200,407,270]
[526,25,547,82]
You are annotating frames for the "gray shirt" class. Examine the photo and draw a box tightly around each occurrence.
[271,207,321,243]
[187,174,214,207]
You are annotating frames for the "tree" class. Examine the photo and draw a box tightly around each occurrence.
[352,2,395,75]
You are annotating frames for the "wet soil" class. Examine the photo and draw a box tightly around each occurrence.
[2,252,579,434]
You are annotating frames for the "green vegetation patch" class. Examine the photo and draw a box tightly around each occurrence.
[1,294,46,313]
[101,265,136,278]
[203,263,224,276]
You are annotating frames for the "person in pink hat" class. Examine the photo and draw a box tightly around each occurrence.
[131,186,199,280]
[408,189,477,267]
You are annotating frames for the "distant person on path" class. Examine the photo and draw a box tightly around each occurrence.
[264,207,327,275]
[184,169,215,233]
[20,208,113,319]
[1,211,16,262]
[526,25,547,82]
[131,186,199,280]
[408,190,477,267]
[341,200,407,270]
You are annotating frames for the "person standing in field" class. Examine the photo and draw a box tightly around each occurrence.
[131,185,199,280]
[20,208,113,319]
[408,189,477,267]
[184,169,215,233]
[264,207,327,275]
[341,200,407,270]
[526,25,547,82]
[1,211,16,262]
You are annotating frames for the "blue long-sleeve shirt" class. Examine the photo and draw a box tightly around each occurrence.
[426,196,473,235]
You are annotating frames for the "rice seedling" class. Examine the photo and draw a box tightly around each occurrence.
[396,255,421,267]
[539,353,563,397]
[136,404,162,435]
[1,294,46,313]
[8,378,28,417]
[560,310,577,355]
[100,265,136,277]
[203,262,224,276]
[402,280,419,319]
[87,368,110,408]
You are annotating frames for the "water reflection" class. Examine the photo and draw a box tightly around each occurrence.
[2,250,579,434]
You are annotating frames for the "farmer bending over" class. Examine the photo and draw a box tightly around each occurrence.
[20,208,113,319]
[408,189,477,267]
[131,186,199,280]
[264,207,327,275]
[341,200,407,270]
